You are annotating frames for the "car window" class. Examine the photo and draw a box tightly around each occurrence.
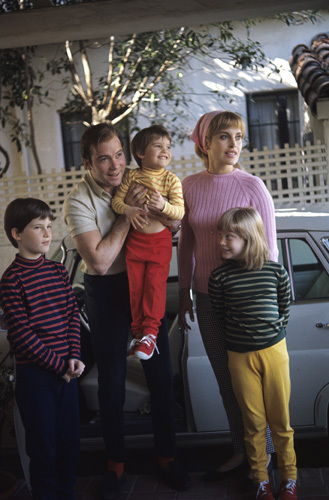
[278,238,329,301]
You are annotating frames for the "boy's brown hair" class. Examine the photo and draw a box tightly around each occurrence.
[131,125,171,167]
[4,198,55,248]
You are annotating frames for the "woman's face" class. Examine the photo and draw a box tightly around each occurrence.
[206,127,243,172]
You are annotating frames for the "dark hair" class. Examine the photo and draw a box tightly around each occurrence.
[131,125,171,167]
[4,198,55,248]
[80,122,123,163]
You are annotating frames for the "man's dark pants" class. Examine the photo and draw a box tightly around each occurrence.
[84,271,177,463]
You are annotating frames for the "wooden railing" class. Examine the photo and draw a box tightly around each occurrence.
[0,141,328,250]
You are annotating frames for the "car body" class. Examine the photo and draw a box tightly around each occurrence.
[52,202,329,447]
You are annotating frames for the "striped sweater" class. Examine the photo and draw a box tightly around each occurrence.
[0,254,80,376]
[112,166,184,220]
[208,261,291,353]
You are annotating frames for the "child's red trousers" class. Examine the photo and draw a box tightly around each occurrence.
[125,227,172,338]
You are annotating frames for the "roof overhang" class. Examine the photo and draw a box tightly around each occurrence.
[0,0,328,49]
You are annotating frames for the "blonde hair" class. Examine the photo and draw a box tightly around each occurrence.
[195,111,246,169]
[218,207,270,270]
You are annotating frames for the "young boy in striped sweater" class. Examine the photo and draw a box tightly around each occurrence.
[112,125,184,360]
[0,197,84,500]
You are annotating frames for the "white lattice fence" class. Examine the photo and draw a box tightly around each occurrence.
[239,141,329,203]
[0,141,328,253]
[0,168,86,249]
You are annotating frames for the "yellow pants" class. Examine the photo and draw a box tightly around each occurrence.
[228,339,297,484]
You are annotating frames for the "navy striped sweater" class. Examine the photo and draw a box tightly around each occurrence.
[0,254,81,376]
[208,260,291,353]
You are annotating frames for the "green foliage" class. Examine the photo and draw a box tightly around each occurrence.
[275,10,322,25]
[0,9,323,159]
[54,11,322,137]
[0,47,50,154]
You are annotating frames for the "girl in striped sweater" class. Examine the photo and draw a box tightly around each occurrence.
[208,207,297,500]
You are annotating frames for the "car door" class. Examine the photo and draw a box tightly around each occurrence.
[278,232,329,434]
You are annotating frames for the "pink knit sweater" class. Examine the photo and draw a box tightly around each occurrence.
[178,168,278,294]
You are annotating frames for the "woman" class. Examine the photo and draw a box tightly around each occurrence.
[178,111,277,480]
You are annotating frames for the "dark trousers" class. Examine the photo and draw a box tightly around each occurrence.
[15,363,80,500]
[84,271,177,463]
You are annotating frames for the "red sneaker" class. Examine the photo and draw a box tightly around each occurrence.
[278,479,297,500]
[128,334,142,356]
[256,480,274,500]
[135,334,159,360]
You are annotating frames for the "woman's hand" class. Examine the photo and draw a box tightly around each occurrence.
[178,288,194,331]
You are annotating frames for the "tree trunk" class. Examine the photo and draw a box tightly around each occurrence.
[22,48,42,175]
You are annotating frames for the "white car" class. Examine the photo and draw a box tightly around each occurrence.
[51,202,329,447]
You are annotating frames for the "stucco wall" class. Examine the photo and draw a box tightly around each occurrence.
[1,11,328,179]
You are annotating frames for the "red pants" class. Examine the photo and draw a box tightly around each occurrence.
[125,228,172,338]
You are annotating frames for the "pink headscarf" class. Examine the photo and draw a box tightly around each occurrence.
[190,111,222,155]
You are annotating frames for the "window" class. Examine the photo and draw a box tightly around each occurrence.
[60,113,131,171]
[278,238,329,301]
[61,118,88,171]
[246,90,301,151]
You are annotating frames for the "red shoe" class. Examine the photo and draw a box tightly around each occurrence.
[278,479,297,500]
[256,480,274,500]
[128,334,142,356]
[135,334,159,360]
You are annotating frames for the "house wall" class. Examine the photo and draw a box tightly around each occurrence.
[1,10,329,179]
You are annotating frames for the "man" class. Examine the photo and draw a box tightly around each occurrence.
[63,123,191,500]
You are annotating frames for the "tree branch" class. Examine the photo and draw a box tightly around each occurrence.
[101,36,115,107]
[65,40,89,104]
[79,40,94,104]
[106,33,137,117]
[116,33,155,103]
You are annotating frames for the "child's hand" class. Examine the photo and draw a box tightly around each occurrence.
[68,358,85,378]
[62,372,71,383]
[148,190,165,211]
[124,206,148,229]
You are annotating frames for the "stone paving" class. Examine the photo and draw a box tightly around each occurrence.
[7,467,329,500]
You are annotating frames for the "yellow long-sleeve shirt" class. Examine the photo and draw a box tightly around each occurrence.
[112,166,184,220]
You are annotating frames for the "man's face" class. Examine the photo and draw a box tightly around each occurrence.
[83,136,126,195]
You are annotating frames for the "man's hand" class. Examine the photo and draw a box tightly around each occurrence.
[125,181,148,208]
